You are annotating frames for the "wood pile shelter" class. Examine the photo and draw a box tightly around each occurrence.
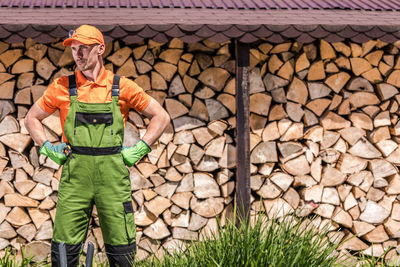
[1,0,400,262]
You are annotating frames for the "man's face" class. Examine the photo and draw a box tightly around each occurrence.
[70,40,102,71]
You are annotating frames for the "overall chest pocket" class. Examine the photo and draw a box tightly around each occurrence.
[76,112,113,125]
[74,112,114,147]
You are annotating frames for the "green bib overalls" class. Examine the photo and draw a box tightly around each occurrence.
[51,74,136,267]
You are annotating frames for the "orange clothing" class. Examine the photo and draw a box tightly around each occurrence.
[37,68,151,142]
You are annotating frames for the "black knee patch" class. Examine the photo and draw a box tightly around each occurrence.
[123,201,133,213]
[105,242,136,267]
[122,201,136,243]
[51,240,81,267]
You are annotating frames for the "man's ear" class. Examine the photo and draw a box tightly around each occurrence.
[97,43,105,56]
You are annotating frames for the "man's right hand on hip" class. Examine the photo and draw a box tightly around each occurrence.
[39,140,68,165]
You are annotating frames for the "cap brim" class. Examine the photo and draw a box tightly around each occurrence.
[63,37,98,46]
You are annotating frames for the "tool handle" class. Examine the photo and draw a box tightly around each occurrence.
[85,241,95,267]
[63,144,72,157]
[59,242,67,267]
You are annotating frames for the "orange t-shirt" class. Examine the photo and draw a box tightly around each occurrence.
[37,68,151,142]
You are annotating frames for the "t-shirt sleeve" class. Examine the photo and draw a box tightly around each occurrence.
[37,77,68,114]
[120,77,151,112]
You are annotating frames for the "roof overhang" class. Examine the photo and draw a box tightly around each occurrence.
[1,9,400,43]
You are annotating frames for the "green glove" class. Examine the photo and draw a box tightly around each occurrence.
[39,140,68,165]
[121,140,151,167]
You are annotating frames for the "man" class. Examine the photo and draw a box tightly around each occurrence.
[25,25,170,266]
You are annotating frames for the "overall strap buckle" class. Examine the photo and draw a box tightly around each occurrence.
[112,75,120,97]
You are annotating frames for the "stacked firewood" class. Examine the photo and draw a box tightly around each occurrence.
[249,39,400,263]
[0,36,400,263]
[0,38,237,261]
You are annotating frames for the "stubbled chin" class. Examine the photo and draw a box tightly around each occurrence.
[76,63,87,71]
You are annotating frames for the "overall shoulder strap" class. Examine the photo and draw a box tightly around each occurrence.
[68,74,77,97]
[112,75,120,97]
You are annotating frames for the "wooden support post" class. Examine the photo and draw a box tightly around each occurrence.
[235,40,250,222]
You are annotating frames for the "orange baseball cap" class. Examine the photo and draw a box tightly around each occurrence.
[63,25,104,46]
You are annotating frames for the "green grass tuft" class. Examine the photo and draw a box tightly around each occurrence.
[2,211,399,266]
[0,246,49,267]
[136,211,343,267]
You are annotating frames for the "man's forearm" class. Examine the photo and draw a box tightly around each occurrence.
[25,114,48,147]
[141,111,170,146]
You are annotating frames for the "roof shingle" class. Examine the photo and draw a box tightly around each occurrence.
[0,5,399,43]
[1,0,400,10]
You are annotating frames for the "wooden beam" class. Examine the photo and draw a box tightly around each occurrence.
[235,40,250,222]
